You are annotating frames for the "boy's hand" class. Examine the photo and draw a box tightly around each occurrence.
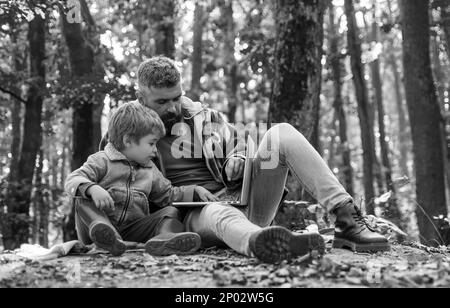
[86,185,115,211]
[194,186,219,202]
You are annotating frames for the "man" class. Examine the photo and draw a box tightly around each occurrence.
[101,56,390,263]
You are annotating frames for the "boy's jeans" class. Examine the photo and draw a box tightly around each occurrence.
[74,197,182,244]
[185,123,353,256]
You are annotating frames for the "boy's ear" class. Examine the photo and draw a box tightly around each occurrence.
[135,90,143,102]
[122,134,132,148]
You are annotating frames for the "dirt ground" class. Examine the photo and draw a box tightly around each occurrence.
[1,240,450,288]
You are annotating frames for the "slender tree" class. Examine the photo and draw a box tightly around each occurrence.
[152,0,176,58]
[369,1,400,223]
[4,4,46,249]
[400,0,448,245]
[219,0,240,122]
[189,2,205,101]
[59,1,104,240]
[385,0,411,179]
[344,0,376,214]
[328,3,354,196]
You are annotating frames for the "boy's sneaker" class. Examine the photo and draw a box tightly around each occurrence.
[89,222,126,256]
[145,232,201,256]
[249,226,326,264]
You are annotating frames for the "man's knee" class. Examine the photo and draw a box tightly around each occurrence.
[203,203,246,221]
[269,123,306,146]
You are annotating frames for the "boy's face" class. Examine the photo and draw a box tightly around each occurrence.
[123,133,159,165]
[136,83,183,135]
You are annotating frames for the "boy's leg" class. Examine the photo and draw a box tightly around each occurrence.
[74,197,126,256]
[118,206,201,256]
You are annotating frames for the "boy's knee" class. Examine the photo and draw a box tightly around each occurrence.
[160,206,182,220]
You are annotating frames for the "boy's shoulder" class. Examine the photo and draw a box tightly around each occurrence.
[86,150,110,166]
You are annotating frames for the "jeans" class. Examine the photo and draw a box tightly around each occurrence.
[74,197,182,244]
[185,123,353,256]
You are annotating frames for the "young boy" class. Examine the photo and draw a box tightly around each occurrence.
[65,102,217,256]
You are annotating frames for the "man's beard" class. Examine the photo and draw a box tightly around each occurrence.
[161,112,183,135]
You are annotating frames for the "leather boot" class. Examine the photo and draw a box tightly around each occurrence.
[249,226,325,264]
[332,202,390,253]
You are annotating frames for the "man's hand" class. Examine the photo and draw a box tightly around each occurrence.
[87,185,115,211]
[225,157,245,182]
[194,186,219,202]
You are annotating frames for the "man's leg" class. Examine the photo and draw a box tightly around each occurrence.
[247,123,353,226]
[249,123,389,253]
[185,203,325,263]
[185,203,261,256]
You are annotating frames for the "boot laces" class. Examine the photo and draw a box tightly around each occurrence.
[351,206,376,232]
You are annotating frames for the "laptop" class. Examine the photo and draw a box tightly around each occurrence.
[173,137,256,208]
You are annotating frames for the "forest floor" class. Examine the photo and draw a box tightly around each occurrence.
[1,240,450,288]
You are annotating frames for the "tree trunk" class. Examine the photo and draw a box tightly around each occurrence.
[369,2,400,223]
[431,21,450,222]
[344,0,376,214]
[35,147,48,247]
[385,0,411,180]
[269,0,325,144]
[3,12,46,250]
[7,25,24,198]
[152,0,176,58]
[440,0,450,57]
[389,52,410,178]
[219,0,239,123]
[269,0,325,203]
[400,0,448,245]
[60,3,98,241]
[362,11,384,197]
[189,2,205,102]
[329,3,354,196]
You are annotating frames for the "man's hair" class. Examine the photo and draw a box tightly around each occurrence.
[137,56,181,89]
[108,102,166,150]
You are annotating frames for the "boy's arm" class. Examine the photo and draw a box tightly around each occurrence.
[149,167,196,208]
[65,152,108,198]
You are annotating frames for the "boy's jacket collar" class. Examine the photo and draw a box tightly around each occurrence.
[104,143,154,168]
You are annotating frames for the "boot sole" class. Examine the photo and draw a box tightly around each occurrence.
[145,232,201,256]
[89,222,126,256]
[333,238,390,253]
[250,226,326,264]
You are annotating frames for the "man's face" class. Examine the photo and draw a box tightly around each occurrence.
[137,83,183,135]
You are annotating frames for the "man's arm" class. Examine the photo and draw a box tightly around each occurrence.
[208,109,247,185]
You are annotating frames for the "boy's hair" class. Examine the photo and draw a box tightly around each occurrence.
[137,56,181,89]
[108,102,166,150]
